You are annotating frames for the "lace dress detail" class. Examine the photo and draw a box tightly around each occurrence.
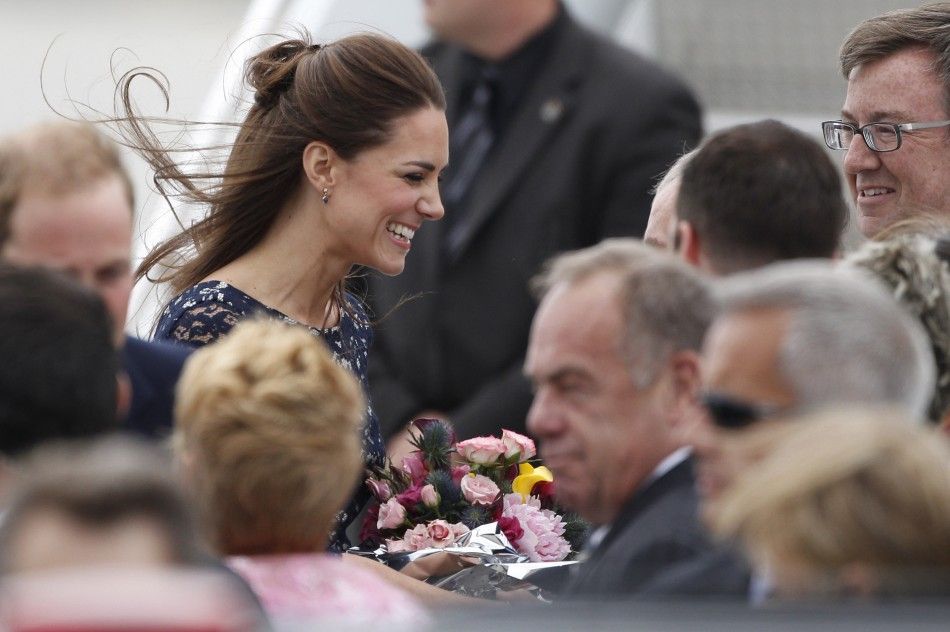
[155,281,385,551]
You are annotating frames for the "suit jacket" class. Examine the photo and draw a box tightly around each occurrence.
[121,335,191,439]
[563,456,748,598]
[366,11,703,439]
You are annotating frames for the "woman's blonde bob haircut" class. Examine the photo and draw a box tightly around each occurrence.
[174,318,365,555]
[713,406,950,598]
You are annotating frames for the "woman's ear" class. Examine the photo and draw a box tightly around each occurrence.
[302,141,338,191]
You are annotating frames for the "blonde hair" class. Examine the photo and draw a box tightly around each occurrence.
[714,407,950,597]
[174,318,365,555]
[845,219,950,422]
[0,121,134,247]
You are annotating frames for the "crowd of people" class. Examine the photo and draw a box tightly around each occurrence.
[0,0,948,628]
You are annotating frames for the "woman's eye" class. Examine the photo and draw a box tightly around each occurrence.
[404,173,424,183]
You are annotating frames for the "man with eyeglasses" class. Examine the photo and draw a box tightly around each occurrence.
[822,3,950,237]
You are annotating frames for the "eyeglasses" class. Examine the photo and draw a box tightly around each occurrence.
[821,119,950,153]
[700,391,782,430]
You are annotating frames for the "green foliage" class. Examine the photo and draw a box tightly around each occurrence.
[560,511,590,561]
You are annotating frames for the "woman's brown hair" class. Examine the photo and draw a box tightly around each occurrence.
[116,32,445,305]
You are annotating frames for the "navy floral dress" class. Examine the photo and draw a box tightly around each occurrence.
[155,281,385,551]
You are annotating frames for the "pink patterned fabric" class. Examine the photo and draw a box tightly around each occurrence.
[227,553,426,625]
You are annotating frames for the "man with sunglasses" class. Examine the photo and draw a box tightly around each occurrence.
[823,3,950,237]
[692,261,933,522]
[682,261,934,602]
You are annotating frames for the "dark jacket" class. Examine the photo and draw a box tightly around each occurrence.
[121,335,191,439]
[564,456,749,598]
[366,11,702,439]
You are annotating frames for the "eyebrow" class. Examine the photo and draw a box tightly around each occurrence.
[403,160,437,171]
[840,108,916,123]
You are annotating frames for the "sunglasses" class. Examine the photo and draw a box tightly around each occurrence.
[700,391,783,429]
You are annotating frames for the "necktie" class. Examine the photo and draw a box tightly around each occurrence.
[442,69,497,259]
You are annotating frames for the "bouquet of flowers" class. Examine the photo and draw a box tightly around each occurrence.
[359,419,586,563]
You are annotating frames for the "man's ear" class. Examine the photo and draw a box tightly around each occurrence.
[667,349,702,431]
[677,221,702,269]
[302,141,339,191]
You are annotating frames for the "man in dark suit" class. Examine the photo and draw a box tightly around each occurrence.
[368,0,702,447]
[0,121,189,439]
[525,239,747,598]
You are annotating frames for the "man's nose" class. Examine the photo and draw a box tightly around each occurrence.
[842,131,882,175]
[526,387,564,439]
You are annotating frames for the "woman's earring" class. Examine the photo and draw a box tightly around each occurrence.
[322,188,330,204]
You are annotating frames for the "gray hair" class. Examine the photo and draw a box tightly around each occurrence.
[534,238,714,387]
[714,260,935,419]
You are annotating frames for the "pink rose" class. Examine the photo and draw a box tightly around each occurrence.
[451,464,471,484]
[401,451,428,486]
[501,429,536,461]
[420,484,440,508]
[460,473,501,506]
[426,520,458,548]
[456,436,507,465]
[376,497,407,530]
[405,524,430,550]
[385,538,411,553]
[366,478,392,502]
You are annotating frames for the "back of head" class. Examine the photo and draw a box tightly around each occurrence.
[845,224,950,423]
[174,319,365,555]
[132,32,446,292]
[840,3,950,116]
[677,120,848,274]
[714,260,935,418]
[713,407,950,599]
[0,121,133,249]
[0,435,203,573]
[534,238,713,387]
[0,265,118,457]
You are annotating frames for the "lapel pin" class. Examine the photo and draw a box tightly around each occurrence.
[540,98,564,123]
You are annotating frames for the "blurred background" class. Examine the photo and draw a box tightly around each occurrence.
[0,0,913,331]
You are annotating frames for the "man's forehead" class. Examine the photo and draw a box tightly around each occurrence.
[843,48,947,120]
[704,308,789,370]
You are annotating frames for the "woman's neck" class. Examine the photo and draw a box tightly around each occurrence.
[204,194,350,327]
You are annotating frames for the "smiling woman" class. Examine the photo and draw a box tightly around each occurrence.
[108,31,447,551]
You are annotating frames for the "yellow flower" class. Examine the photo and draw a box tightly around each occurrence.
[512,463,554,501]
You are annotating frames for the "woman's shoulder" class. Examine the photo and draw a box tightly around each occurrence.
[154,281,266,347]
